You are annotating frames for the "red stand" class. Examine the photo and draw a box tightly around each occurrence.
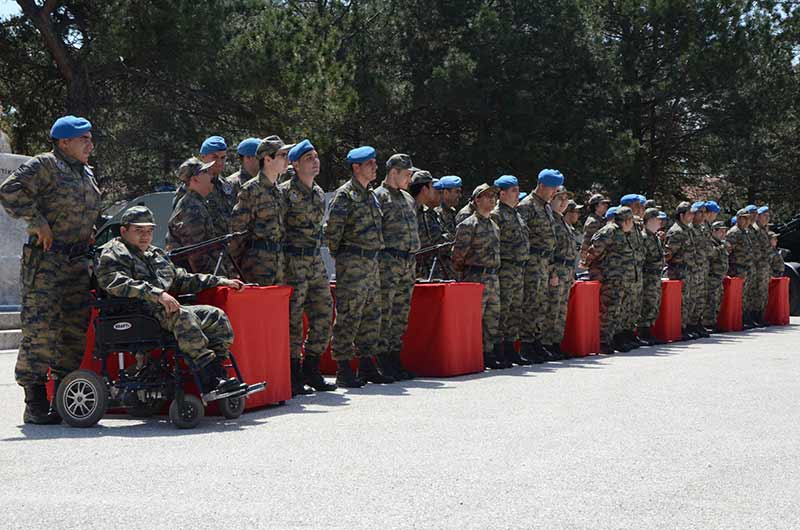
[717,276,743,332]
[320,282,485,377]
[560,281,600,357]
[765,277,790,326]
[652,279,682,343]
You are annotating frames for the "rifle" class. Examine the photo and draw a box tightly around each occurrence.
[167,231,248,278]
[413,241,455,282]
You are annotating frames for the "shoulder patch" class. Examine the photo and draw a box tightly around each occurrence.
[289,189,301,202]
[222,181,234,195]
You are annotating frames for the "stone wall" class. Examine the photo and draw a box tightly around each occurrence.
[0,154,32,308]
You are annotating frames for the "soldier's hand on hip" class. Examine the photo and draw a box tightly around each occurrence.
[222,279,245,291]
[158,292,181,313]
[32,223,54,251]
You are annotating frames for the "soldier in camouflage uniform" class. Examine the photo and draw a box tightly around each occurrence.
[543,186,578,358]
[229,136,291,287]
[0,116,101,424]
[325,146,393,387]
[225,138,261,199]
[516,169,563,361]
[617,194,647,348]
[585,206,637,354]
[279,140,337,393]
[753,206,773,325]
[638,208,666,343]
[686,201,711,337]
[435,175,462,236]
[455,200,476,226]
[769,232,784,277]
[664,202,698,340]
[452,183,503,369]
[374,153,420,380]
[411,170,452,279]
[727,209,755,328]
[705,220,730,330]
[167,158,222,275]
[580,193,611,259]
[96,206,247,396]
[490,175,531,366]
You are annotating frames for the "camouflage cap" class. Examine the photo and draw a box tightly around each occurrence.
[565,199,583,213]
[472,183,497,200]
[554,185,573,199]
[643,207,661,220]
[121,205,156,226]
[711,221,727,230]
[177,157,215,182]
[410,169,433,185]
[675,201,692,215]
[644,199,662,210]
[256,135,290,159]
[386,153,414,171]
[588,193,611,206]
[614,205,634,221]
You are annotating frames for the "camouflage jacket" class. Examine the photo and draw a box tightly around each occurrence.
[770,249,784,277]
[174,176,236,237]
[709,235,729,279]
[436,204,458,236]
[451,211,500,272]
[552,212,577,269]
[374,181,420,253]
[225,167,257,202]
[230,172,286,250]
[325,177,384,256]
[455,203,475,226]
[580,213,605,253]
[96,237,223,305]
[417,204,448,248]
[752,224,772,264]
[725,225,753,276]
[279,174,326,250]
[642,229,665,275]
[586,222,636,282]
[166,189,217,273]
[490,201,529,265]
[0,148,101,245]
[691,222,712,271]
[627,218,646,271]
[664,220,696,277]
[516,192,557,257]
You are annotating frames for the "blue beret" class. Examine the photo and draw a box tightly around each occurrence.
[494,175,519,189]
[537,169,564,187]
[50,115,92,140]
[237,137,261,157]
[657,211,668,220]
[519,192,528,201]
[347,146,376,164]
[731,216,737,225]
[757,205,769,214]
[620,194,639,205]
[288,139,314,163]
[439,176,463,189]
[605,206,619,220]
[200,135,227,155]
[705,200,720,213]
[637,194,647,204]
[690,201,706,212]
[745,204,757,213]
[432,180,444,190]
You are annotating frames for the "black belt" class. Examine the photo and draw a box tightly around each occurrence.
[382,248,414,260]
[529,247,554,257]
[252,239,284,252]
[285,246,320,257]
[339,246,379,260]
[465,265,498,275]
[30,238,89,258]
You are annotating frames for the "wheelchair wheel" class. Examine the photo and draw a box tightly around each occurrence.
[56,370,108,428]
[219,395,245,419]
[168,395,204,429]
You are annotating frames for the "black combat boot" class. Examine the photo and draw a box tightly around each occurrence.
[635,327,654,346]
[549,343,565,360]
[375,354,397,380]
[680,327,693,341]
[752,312,767,328]
[357,356,395,384]
[599,342,616,355]
[200,360,247,395]
[482,346,502,369]
[302,356,337,392]
[625,330,641,349]
[494,343,511,368]
[393,353,416,381]
[504,341,532,366]
[335,360,364,388]
[612,333,631,353]
[519,342,544,364]
[694,324,710,338]
[290,358,313,396]
[539,340,556,362]
[22,384,61,425]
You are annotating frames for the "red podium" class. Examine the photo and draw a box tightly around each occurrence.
[765,277,790,326]
[319,282,484,377]
[717,276,743,332]
[560,281,600,357]
[652,279,682,343]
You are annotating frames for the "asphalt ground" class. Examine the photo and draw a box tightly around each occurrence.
[1,320,799,530]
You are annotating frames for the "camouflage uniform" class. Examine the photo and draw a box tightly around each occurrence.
[516,192,557,343]
[752,224,772,317]
[454,202,475,226]
[225,167,256,202]
[0,148,101,385]
[640,228,665,328]
[689,221,711,326]
[490,201,529,343]
[229,172,286,285]
[279,174,332,360]
[770,247,784,277]
[95,238,231,363]
[664,220,697,328]
[580,213,605,255]
[374,181,420,358]
[586,222,635,345]
[167,189,221,275]
[451,211,501,352]
[543,211,577,346]
[325,178,384,361]
[436,204,458,236]
[726,224,754,317]
[624,219,646,332]
[416,205,452,279]
[704,230,729,327]
[174,176,236,236]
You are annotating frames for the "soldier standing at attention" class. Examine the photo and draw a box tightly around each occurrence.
[769,232,784,277]
[0,115,101,424]
[706,220,730,330]
[638,208,666,344]
[325,146,393,387]
[374,153,420,380]
[687,201,711,337]
[726,209,755,327]
[452,184,503,369]
[580,193,611,260]
[517,169,563,361]
[412,170,450,279]
[664,202,698,341]
[279,140,337,393]
[618,194,647,348]
[435,175,463,236]
[455,194,476,225]
[226,137,261,199]
[753,206,773,325]
[490,175,532,366]
[544,185,578,358]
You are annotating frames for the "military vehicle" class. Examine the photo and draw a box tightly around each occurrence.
[773,215,800,315]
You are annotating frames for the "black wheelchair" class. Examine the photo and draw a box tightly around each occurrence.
[54,294,266,429]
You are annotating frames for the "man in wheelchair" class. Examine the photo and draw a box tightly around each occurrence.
[94,205,248,397]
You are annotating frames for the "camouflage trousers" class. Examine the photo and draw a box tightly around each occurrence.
[285,254,332,359]
[668,268,694,328]
[462,269,500,352]
[689,266,708,326]
[497,261,526,342]
[240,247,285,286]
[639,272,663,328]
[703,274,725,327]
[622,272,643,332]
[378,253,415,354]
[600,279,625,344]
[753,265,771,315]
[520,254,552,343]
[332,253,381,361]
[542,263,573,346]
[735,266,753,317]
[15,247,92,386]
[158,304,233,362]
